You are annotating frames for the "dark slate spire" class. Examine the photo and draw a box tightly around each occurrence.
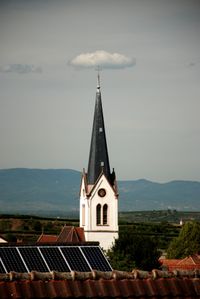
[87,74,112,185]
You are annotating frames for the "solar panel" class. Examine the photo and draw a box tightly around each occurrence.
[0,247,27,273]
[40,247,70,272]
[19,247,49,272]
[0,245,112,273]
[61,247,91,272]
[81,246,112,271]
[0,258,6,273]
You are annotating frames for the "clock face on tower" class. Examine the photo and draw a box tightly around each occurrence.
[98,188,106,197]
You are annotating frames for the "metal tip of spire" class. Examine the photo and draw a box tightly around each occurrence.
[96,65,101,92]
[97,72,100,88]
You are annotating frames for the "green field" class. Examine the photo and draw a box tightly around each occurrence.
[119,210,200,223]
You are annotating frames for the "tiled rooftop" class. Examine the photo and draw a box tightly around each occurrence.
[57,226,85,243]
[160,254,200,271]
[37,226,85,243]
[36,234,58,243]
[0,270,200,298]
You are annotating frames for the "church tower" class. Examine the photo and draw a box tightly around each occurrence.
[80,74,119,251]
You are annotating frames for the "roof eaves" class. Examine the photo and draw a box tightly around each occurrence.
[1,270,200,299]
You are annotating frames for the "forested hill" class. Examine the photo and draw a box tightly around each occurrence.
[0,168,200,217]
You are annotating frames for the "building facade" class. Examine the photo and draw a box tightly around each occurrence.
[79,75,118,250]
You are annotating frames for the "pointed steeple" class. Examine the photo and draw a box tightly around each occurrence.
[87,75,112,185]
[80,75,119,250]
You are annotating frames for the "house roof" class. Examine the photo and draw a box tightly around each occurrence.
[179,254,200,266]
[0,269,200,298]
[0,237,7,243]
[36,234,58,243]
[87,74,113,186]
[37,226,85,244]
[160,259,180,267]
[160,254,200,271]
[57,226,85,243]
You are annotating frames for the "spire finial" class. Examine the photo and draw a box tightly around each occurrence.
[96,65,101,92]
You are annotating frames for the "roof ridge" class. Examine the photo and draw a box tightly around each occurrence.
[1,269,200,281]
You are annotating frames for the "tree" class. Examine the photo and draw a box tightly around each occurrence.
[167,221,200,259]
[33,221,42,232]
[107,228,161,271]
[5,233,17,242]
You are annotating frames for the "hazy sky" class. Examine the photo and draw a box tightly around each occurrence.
[0,0,200,182]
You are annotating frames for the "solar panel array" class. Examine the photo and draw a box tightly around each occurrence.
[0,246,112,273]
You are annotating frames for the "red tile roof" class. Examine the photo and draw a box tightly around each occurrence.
[36,234,58,243]
[57,226,85,243]
[0,270,200,298]
[160,255,200,271]
[37,226,85,244]
[179,255,200,266]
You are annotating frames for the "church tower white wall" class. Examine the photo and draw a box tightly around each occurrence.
[80,173,118,251]
[79,75,119,251]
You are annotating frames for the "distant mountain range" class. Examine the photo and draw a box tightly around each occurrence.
[0,169,200,217]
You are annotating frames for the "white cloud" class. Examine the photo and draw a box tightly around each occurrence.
[69,50,136,69]
[0,64,42,74]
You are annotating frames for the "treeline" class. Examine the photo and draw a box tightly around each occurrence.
[0,215,179,248]
[1,214,200,271]
[119,210,200,223]
[0,215,79,242]
[107,221,200,271]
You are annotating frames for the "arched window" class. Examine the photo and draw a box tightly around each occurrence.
[96,204,101,225]
[103,204,108,225]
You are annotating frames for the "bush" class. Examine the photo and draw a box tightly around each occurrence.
[107,228,161,271]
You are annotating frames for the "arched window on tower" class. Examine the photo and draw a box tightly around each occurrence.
[103,204,108,225]
[96,204,101,225]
